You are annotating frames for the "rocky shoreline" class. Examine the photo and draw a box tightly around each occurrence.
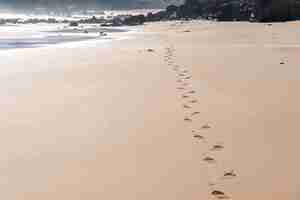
[1,1,300,27]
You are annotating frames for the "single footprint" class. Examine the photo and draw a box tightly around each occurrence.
[183,104,192,109]
[187,90,196,94]
[182,94,190,98]
[193,134,205,140]
[223,170,237,178]
[185,76,192,80]
[211,191,225,196]
[211,191,230,199]
[201,124,211,129]
[184,117,192,122]
[189,99,198,103]
[211,144,224,151]
[191,111,200,116]
[203,156,215,163]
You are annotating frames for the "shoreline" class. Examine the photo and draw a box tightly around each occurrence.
[0,23,132,50]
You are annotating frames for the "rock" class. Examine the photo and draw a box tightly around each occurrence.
[123,14,146,26]
[147,48,155,52]
[99,32,107,36]
[69,21,79,27]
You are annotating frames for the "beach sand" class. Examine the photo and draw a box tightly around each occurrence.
[0,21,300,199]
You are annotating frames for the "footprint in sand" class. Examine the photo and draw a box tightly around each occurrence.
[193,134,205,140]
[178,73,186,77]
[183,104,192,109]
[186,90,196,94]
[203,156,216,163]
[211,144,224,151]
[189,99,198,104]
[223,170,237,178]
[201,124,211,129]
[181,69,189,73]
[184,117,192,122]
[182,94,190,98]
[211,190,230,199]
[191,111,200,116]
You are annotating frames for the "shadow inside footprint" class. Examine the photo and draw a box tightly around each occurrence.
[184,117,192,122]
[183,104,192,109]
[182,95,190,98]
[191,111,200,116]
[223,170,237,178]
[187,90,196,94]
[203,156,215,163]
[189,100,198,103]
[211,144,224,151]
[211,191,230,199]
[212,191,225,196]
[193,134,204,140]
[201,124,211,129]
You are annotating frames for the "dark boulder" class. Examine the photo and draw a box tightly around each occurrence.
[69,21,79,27]
[123,14,146,26]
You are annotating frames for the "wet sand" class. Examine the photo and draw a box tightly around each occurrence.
[0,21,300,199]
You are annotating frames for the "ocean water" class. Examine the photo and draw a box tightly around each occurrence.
[0,23,129,50]
[0,9,152,50]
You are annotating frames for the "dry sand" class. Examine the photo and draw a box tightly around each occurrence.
[0,21,300,199]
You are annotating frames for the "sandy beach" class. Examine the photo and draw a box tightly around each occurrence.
[0,21,300,199]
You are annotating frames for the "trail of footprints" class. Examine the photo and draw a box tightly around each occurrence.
[164,46,238,199]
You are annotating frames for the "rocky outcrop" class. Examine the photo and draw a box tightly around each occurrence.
[254,0,300,22]
[142,0,300,22]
